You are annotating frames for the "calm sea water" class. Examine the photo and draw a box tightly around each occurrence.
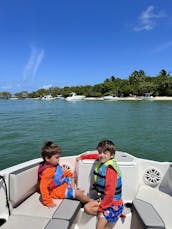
[0,99,172,169]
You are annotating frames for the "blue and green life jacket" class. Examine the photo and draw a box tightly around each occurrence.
[93,159,122,201]
[38,162,71,190]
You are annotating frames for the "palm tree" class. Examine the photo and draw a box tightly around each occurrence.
[160,69,167,77]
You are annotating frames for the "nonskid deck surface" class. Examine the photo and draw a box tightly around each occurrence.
[70,203,132,229]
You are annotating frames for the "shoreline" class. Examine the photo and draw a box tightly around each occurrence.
[148,96,172,101]
[84,96,172,101]
[5,96,172,101]
[113,96,172,101]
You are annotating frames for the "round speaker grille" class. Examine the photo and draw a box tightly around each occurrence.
[144,167,162,187]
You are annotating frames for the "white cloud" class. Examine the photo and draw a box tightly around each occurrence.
[23,46,44,80]
[41,84,53,89]
[134,5,166,32]
[152,40,172,53]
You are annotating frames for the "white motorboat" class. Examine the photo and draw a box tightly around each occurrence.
[141,96,154,101]
[41,95,57,100]
[0,150,171,229]
[65,92,85,101]
[103,95,119,101]
[84,97,104,101]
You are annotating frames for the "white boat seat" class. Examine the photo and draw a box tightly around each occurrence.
[12,192,63,218]
[45,219,69,229]
[0,215,50,229]
[1,162,81,229]
[52,199,81,222]
[131,199,165,229]
[2,195,81,229]
[45,199,81,229]
[9,163,40,207]
[136,185,172,229]
[159,164,172,196]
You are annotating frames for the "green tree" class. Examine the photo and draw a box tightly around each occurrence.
[15,91,28,98]
[36,89,48,97]
[160,69,167,77]
[0,91,11,99]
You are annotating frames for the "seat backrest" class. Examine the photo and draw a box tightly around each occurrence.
[9,163,39,207]
[131,199,165,229]
[77,159,139,202]
[159,164,172,196]
[76,160,97,197]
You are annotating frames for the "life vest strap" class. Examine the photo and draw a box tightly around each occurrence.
[93,171,105,178]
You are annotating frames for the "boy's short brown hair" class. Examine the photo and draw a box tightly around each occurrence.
[41,141,62,160]
[97,140,116,156]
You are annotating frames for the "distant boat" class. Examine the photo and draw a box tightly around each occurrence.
[141,93,154,101]
[84,97,104,101]
[141,95,154,101]
[41,95,56,100]
[56,95,64,99]
[65,92,85,101]
[9,97,18,100]
[103,95,118,100]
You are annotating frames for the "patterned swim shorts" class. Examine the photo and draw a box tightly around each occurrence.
[100,204,124,223]
[64,178,75,199]
[65,187,75,199]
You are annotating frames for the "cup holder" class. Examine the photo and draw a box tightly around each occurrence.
[0,218,6,226]
[124,202,132,208]
[123,202,132,214]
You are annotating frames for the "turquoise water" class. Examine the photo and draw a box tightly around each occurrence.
[0,99,172,169]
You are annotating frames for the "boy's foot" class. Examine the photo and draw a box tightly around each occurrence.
[120,213,126,218]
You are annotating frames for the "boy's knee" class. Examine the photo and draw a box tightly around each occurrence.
[84,203,89,213]
[75,189,84,198]
[75,189,80,198]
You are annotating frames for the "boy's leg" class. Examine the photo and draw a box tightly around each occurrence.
[75,189,92,203]
[96,216,108,229]
[84,200,99,215]
[97,215,115,229]
[71,177,76,189]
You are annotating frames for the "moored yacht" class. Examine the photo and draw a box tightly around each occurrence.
[65,92,85,101]
[103,95,119,100]
[41,95,57,100]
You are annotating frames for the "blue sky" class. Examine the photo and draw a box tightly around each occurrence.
[0,0,172,93]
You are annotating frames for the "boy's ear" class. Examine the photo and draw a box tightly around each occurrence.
[45,156,50,163]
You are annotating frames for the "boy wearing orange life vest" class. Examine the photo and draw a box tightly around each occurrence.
[38,141,91,207]
[84,140,125,229]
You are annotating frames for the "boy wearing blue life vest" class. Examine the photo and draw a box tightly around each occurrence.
[84,140,124,229]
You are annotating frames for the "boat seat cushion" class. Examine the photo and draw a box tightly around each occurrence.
[11,194,81,228]
[0,215,49,229]
[131,199,165,228]
[136,185,172,229]
[159,164,172,196]
[53,199,81,222]
[9,163,39,207]
[12,192,63,218]
[45,219,69,229]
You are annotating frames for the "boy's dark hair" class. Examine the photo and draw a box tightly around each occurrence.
[97,140,116,156]
[41,141,62,160]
